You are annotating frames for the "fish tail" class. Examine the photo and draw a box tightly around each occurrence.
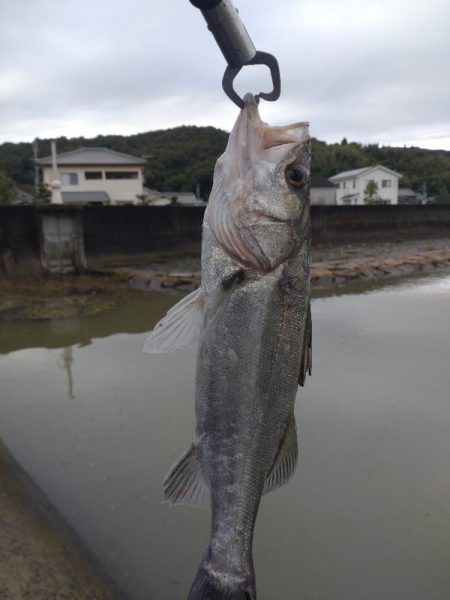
[187,564,256,600]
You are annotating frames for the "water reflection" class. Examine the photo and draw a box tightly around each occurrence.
[0,293,182,355]
[59,346,75,399]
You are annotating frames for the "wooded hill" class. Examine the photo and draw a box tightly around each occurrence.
[1,127,449,201]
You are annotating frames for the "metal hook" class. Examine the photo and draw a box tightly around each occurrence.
[222,51,281,109]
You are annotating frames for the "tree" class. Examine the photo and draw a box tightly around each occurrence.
[36,184,51,203]
[136,193,152,205]
[432,181,450,204]
[0,171,16,204]
[364,179,379,204]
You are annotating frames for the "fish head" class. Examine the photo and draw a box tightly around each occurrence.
[207,94,310,272]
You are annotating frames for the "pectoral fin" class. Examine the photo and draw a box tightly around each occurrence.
[263,415,298,494]
[162,443,209,507]
[143,287,205,353]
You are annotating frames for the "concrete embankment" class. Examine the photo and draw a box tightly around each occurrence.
[0,442,123,599]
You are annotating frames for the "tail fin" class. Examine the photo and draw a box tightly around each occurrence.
[187,565,256,600]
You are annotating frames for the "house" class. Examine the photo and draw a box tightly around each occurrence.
[398,187,423,204]
[329,165,401,205]
[35,147,148,205]
[310,175,337,205]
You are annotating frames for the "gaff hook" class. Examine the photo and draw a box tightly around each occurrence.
[222,51,281,109]
[189,0,281,109]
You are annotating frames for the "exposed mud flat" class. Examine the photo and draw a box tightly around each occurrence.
[0,274,138,320]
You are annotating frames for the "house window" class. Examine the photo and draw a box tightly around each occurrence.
[105,171,138,180]
[382,179,392,188]
[85,171,103,180]
[342,181,346,189]
[60,173,78,185]
[352,180,356,188]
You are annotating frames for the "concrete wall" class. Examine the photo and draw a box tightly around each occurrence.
[82,205,203,266]
[1,204,450,278]
[311,204,450,244]
[0,206,42,278]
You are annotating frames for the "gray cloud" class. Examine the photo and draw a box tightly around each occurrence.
[1,0,449,149]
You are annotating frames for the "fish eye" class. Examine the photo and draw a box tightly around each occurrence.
[286,166,306,188]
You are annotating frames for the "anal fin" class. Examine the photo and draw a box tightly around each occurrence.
[263,415,298,494]
[163,442,210,507]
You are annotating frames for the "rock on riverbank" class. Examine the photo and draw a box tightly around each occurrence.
[124,238,450,291]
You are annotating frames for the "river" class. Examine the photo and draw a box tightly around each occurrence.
[1,272,449,600]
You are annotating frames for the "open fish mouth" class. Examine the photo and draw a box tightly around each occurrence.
[206,94,309,272]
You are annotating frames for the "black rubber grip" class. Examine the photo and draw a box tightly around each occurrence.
[190,0,222,10]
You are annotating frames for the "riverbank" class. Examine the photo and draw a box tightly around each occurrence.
[123,237,450,291]
[0,442,122,599]
[1,238,449,320]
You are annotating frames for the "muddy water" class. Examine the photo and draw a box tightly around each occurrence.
[0,273,449,600]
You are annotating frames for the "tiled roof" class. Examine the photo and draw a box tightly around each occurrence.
[329,167,373,180]
[36,147,147,166]
[329,165,402,181]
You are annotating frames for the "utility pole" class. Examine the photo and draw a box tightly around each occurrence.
[32,138,39,197]
[50,141,63,205]
[422,181,427,204]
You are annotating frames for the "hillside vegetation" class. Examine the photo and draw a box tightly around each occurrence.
[1,127,449,201]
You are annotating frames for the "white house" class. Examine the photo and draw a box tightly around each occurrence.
[329,165,402,205]
[310,175,337,205]
[36,147,148,205]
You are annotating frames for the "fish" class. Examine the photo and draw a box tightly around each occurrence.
[144,93,311,599]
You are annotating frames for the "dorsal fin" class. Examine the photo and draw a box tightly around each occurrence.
[299,302,312,386]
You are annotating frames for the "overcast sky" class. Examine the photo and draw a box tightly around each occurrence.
[1,0,449,149]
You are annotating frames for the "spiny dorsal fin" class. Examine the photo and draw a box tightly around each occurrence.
[143,287,205,354]
[263,415,298,494]
[162,443,209,507]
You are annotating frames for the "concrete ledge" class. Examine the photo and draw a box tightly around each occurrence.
[0,441,123,599]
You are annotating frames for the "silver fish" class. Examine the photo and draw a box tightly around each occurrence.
[144,93,311,599]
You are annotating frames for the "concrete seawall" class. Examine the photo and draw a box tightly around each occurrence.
[1,204,450,278]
